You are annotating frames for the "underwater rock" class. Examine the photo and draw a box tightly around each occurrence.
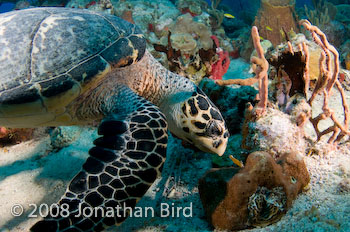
[242,106,307,158]
[337,178,350,194]
[198,151,310,230]
[50,126,82,151]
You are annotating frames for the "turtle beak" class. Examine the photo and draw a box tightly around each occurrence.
[194,136,228,156]
[213,139,227,156]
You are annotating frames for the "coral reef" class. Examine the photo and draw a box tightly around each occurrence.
[154,13,215,83]
[67,0,113,12]
[241,106,307,158]
[209,35,230,79]
[170,13,213,51]
[217,20,350,144]
[337,178,350,194]
[176,0,208,16]
[216,26,269,114]
[300,20,349,143]
[49,126,82,151]
[222,17,248,39]
[14,0,31,9]
[200,19,350,230]
[152,12,233,83]
[207,0,224,29]
[304,0,337,28]
[271,33,325,82]
[198,151,310,230]
[63,0,234,83]
[0,127,35,146]
[269,42,307,100]
[113,0,180,41]
[335,4,350,25]
[248,186,286,227]
[253,0,300,47]
[303,1,348,48]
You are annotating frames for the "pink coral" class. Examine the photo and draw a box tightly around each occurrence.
[210,35,230,80]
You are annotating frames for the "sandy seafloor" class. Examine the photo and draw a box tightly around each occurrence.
[0,82,350,232]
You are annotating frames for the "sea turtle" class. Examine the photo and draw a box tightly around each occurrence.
[0,7,229,231]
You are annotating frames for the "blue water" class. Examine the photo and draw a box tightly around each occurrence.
[0,2,14,13]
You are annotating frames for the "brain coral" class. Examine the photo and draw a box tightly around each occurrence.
[171,33,197,53]
[171,13,213,52]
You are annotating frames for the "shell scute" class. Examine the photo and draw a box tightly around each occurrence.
[0,9,51,92]
[101,38,135,68]
[129,35,146,62]
[39,74,75,98]
[30,10,119,81]
[68,55,110,83]
[0,84,41,105]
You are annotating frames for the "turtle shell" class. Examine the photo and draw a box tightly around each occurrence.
[0,7,145,126]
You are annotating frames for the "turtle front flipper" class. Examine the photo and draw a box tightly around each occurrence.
[30,89,168,231]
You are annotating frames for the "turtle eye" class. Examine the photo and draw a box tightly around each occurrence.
[206,121,222,137]
[223,131,230,138]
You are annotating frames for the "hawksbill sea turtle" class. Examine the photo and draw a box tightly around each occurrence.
[0,7,229,231]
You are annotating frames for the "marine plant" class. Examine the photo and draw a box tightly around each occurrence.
[304,0,337,28]
[207,0,224,28]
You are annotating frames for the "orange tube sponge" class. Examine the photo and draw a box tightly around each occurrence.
[199,151,310,230]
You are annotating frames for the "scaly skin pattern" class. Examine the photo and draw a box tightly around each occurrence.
[72,51,228,155]
[71,51,196,121]
[31,53,229,231]
[31,87,169,232]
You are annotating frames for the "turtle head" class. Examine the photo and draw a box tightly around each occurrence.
[163,87,229,156]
